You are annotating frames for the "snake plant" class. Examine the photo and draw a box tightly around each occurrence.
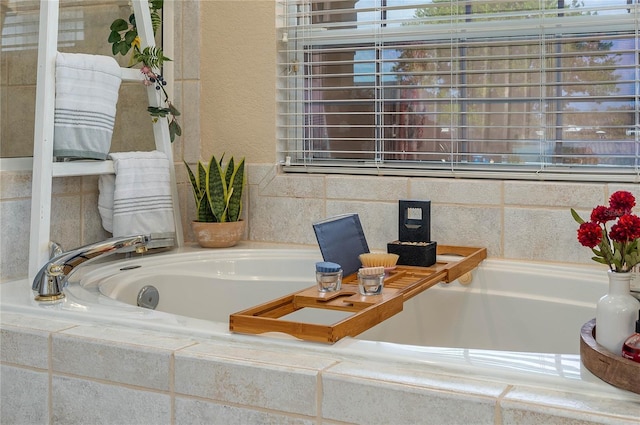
[185,154,245,222]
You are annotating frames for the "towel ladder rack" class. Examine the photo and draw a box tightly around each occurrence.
[28,0,184,283]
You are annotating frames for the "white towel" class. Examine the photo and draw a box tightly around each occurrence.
[98,151,175,237]
[98,174,115,233]
[54,52,122,159]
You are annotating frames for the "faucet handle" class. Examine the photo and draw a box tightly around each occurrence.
[49,241,63,259]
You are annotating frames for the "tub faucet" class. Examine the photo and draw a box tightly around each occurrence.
[32,235,150,302]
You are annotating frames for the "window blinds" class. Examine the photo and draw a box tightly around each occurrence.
[277,0,640,181]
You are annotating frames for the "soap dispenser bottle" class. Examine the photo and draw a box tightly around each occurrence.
[621,309,640,363]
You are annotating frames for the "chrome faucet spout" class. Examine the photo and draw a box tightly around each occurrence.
[32,235,150,302]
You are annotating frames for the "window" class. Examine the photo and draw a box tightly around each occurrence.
[0,0,158,159]
[277,0,640,181]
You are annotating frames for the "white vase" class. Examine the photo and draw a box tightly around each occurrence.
[595,271,640,354]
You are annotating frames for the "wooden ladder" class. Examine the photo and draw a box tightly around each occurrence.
[28,0,183,282]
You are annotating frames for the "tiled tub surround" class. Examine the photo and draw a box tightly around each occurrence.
[3,249,640,425]
[2,164,640,282]
[3,306,640,425]
[2,167,640,424]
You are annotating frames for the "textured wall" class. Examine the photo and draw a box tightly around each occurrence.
[199,1,276,163]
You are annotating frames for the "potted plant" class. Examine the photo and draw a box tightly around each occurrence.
[185,153,246,247]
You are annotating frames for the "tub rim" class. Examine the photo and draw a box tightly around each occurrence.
[3,245,636,401]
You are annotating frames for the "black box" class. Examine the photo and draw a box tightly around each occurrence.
[387,241,437,267]
[388,200,436,266]
[398,200,430,242]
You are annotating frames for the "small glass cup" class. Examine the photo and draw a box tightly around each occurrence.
[315,262,342,292]
[358,271,384,295]
[316,270,342,292]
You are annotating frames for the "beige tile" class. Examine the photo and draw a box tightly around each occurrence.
[60,323,195,350]
[504,207,586,263]
[175,345,323,416]
[259,173,325,198]
[52,375,171,424]
[326,200,397,250]
[431,204,502,256]
[52,176,82,196]
[111,83,157,154]
[53,325,194,390]
[81,192,111,244]
[326,360,507,396]
[249,194,324,245]
[0,326,50,369]
[0,312,76,332]
[322,361,501,424]
[249,163,277,186]
[175,397,315,425]
[180,80,200,156]
[4,86,36,158]
[0,199,30,280]
[501,386,640,425]
[6,47,37,86]
[326,175,409,201]
[180,341,338,370]
[0,171,31,200]
[0,48,7,86]
[81,175,100,193]
[0,365,49,425]
[410,178,502,205]
[50,195,82,251]
[172,0,184,81]
[180,1,201,81]
[505,182,605,208]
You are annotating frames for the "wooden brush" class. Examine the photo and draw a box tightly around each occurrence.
[359,253,399,268]
[358,266,385,276]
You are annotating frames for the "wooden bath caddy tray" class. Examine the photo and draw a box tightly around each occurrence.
[580,319,640,395]
[229,245,486,344]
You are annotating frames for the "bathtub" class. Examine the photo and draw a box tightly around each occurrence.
[85,248,601,355]
[2,246,635,403]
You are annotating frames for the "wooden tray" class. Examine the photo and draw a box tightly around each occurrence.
[580,319,640,394]
[229,245,486,343]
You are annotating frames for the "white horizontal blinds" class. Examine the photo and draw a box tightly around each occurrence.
[1,1,84,52]
[278,0,639,175]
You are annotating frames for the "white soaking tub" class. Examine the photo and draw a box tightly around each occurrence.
[86,248,601,354]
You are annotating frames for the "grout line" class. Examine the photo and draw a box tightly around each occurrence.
[500,181,505,258]
[170,351,176,425]
[495,384,513,425]
[48,331,54,425]
[316,366,325,423]
[316,360,342,424]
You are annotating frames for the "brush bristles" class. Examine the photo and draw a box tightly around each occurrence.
[358,266,385,276]
[359,253,399,268]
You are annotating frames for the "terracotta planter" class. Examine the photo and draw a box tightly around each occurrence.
[191,220,245,248]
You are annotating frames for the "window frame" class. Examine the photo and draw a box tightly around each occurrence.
[278,0,640,182]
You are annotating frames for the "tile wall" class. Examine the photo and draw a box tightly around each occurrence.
[2,163,639,282]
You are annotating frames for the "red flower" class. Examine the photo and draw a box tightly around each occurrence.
[577,221,603,248]
[609,190,635,216]
[590,206,614,223]
[572,191,639,272]
[609,214,640,243]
